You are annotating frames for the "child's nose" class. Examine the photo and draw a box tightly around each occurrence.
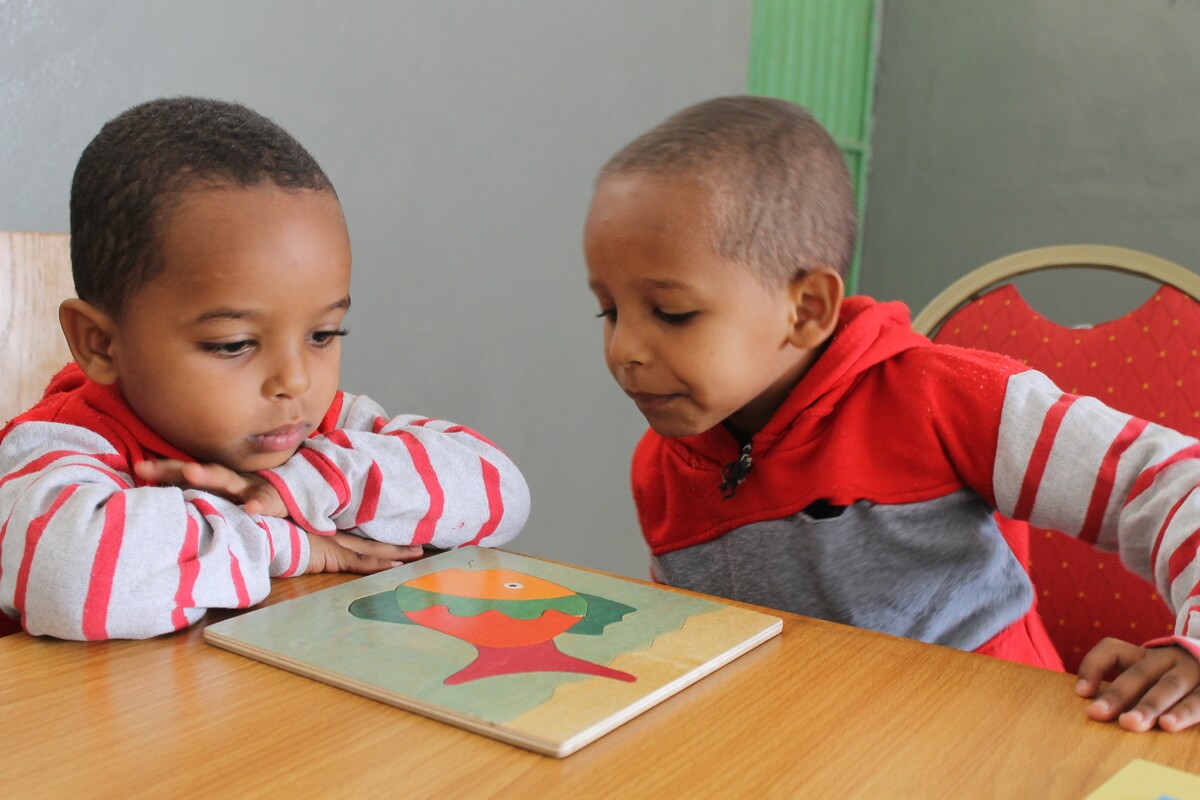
[264,351,311,399]
[607,320,648,367]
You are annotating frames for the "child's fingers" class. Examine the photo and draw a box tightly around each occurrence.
[133,459,190,485]
[337,551,404,574]
[241,484,286,518]
[137,460,246,496]
[179,462,248,495]
[1158,690,1200,732]
[1109,662,1198,732]
[132,460,157,481]
[331,533,424,563]
[1075,638,1147,697]
[308,534,423,574]
[1082,645,1200,731]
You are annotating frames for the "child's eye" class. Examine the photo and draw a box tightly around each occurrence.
[595,309,616,322]
[200,340,255,358]
[311,328,349,347]
[655,310,698,325]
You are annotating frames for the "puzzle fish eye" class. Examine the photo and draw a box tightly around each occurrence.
[503,582,524,590]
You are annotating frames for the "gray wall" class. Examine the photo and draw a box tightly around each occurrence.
[16,0,1190,581]
[862,0,1200,326]
[1,1,751,579]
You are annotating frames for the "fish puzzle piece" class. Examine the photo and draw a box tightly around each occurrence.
[349,567,638,684]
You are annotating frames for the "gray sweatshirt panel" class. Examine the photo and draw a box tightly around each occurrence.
[651,489,1032,651]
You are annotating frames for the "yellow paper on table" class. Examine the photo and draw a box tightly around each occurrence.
[1086,759,1200,800]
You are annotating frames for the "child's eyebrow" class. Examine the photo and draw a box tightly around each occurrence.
[641,278,692,291]
[191,295,351,324]
[191,308,257,324]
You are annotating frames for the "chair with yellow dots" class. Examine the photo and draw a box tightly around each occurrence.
[913,244,1200,672]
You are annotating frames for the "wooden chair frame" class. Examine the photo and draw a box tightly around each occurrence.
[912,244,1200,337]
[1,231,74,425]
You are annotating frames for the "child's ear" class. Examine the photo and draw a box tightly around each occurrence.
[786,267,844,349]
[58,298,120,386]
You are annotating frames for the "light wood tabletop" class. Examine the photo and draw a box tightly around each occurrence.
[1,567,1197,799]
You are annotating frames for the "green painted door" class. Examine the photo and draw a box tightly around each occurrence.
[748,0,881,291]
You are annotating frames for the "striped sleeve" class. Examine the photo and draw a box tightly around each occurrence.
[993,370,1200,645]
[259,392,530,549]
[0,421,308,640]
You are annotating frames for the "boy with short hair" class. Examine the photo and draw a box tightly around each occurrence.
[0,97,530,641]
[583,95,1200,732]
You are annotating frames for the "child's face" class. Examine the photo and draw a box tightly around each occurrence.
[584,173,820,440]
[107,184,351,472]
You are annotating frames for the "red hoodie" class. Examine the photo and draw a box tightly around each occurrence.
[634,297,1023,554]
[630,297,1200,668]
[0,363,345,477]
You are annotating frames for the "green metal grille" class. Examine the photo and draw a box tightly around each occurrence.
[748,0,881,291]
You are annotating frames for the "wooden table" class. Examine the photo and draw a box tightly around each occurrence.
[1,570,1197,799]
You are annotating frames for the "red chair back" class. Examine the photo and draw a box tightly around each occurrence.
[931,282,1200,671]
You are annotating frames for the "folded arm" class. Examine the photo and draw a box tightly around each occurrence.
[259,393,531,549]
[0,422,307,640]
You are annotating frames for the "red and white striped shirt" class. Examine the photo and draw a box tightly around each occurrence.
[0,368,530,640]
[995,369,1200,659]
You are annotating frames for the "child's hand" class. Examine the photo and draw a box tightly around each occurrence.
[1075,637,1200,732]
[305,533,424,574]
[134,459,287,517]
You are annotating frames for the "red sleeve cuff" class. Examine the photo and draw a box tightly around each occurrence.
[1142,635,1200,661]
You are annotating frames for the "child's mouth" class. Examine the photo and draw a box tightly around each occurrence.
[248,423,309,453]
[628,391,679,410]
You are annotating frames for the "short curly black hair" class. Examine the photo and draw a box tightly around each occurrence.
[598,95,857,287]
[69,96,336,314]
